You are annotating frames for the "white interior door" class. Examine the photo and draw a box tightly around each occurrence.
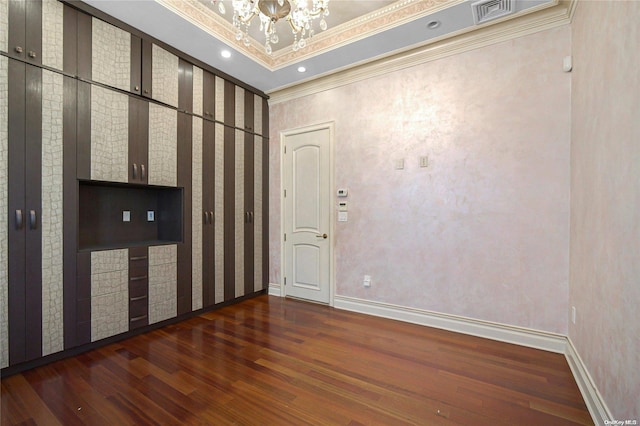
[283,125,332,304]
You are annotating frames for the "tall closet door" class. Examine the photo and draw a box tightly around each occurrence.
[202,119,215,308]
[6,60,42,365]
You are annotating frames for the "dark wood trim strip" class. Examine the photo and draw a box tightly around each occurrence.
[63,76,79,349]
[63,5,78,75]
[8,0,26,61]
[76,252,91,346]
[244,132,255,296]
[202,120,215,308]
[202,70,215,122]
[223,126,236,301]
[178,59,193,113]
[130,34,142,95]
[262,136,269,291]
[76,81,91,180]
[25,0,42,66]
[224,80,235,128]
[76,10,92,80]
[8,59,27,365]
[262,98,269,138]
[177,112,193,315]
[244,90,254,133]
[141,39,152,99]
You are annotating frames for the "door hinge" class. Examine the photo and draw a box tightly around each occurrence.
[284,277,287,286]
[284,233,286,241]
[284,146,287,154]
[284,189,287,197]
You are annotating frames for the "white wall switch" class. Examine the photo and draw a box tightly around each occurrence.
[363,275,371,287]
[338,211,348,222]
[147,210,155,222]
[338,201,348,212]
[395,158,405,170]
[122,211,131,222]
[337,188,349,197]
[419,156,429,168]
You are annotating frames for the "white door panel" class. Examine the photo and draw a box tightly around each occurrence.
[283,125,332,304]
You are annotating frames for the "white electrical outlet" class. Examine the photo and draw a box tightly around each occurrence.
[395,158,405,170]
[147,210,155,222]
[122,211,131,222]
[363,275,371,287]
[419,156,429,168]
[571,306,576,324]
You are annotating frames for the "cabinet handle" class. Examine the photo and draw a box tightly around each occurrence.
[29,210,37,230]
[15,210,23,229]
[144,89,149,94]
[130,256,148,261]
[130,275,148,281]
[134,85,140,92]
[204,211,209,224]
[141,164,146,180]
[130,295,148,301]
[210,211,214,224]
[249,211,254,223]
[130,314,147,322]
[15,46,23,54]
[28,51,37,58]
[133,163,138,179]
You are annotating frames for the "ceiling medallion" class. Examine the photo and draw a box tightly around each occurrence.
[213,0,330,54]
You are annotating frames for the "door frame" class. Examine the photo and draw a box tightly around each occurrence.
[279,121,335,306]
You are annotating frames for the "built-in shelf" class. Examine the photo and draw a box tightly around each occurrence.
[79,180,183,251]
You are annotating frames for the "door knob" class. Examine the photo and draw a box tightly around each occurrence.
[316,233,327,239]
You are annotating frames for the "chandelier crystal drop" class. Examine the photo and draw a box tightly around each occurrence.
[214,0,330,54]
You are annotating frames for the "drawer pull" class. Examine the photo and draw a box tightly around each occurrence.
[130,295,148,302]
[130,256,148,261]
[130,275,147,281]
[130,314,147,322]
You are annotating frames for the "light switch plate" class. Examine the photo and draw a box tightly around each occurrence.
[337,188,349,197]
[395,158,405,170]
[147,210,155,222]
[122,211,131,222]
[338,211,348,222]
[338,201,348,212]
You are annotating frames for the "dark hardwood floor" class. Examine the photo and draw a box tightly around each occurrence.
[1,295,592,425]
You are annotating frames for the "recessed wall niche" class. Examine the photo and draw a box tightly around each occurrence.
[79,181,183,250]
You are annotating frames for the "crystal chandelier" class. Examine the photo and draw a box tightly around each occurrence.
[214,0,330,54]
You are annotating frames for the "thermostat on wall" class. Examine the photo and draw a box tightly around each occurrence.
[337,188,348,197]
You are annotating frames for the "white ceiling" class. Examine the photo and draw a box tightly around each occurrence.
[82,0,557,94]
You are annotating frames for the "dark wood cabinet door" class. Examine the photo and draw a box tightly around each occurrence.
[202,70,216,121]
[178,59,193,114]
[8,0,42,64]
[7,59,43,365]
[244,90,255,133]
[177,112,193,315]
[243,132,255,296]
[128,96,149,184]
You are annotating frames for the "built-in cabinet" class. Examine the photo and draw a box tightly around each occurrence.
[1,0,268,374]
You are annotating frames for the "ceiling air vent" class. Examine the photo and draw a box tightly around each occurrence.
[471,0,515,25]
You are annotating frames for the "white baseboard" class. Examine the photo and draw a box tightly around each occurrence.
[333,295,611,425]
[333,295,567,353]
[268,283,283,297]
[565,337,612,424]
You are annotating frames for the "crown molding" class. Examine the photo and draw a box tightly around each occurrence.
[268,0,573,104]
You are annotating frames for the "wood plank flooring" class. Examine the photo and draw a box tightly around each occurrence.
[1,295,592,425]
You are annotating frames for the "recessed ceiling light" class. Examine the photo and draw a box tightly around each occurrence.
[427,20,441,29]
[297,66,306,73]
[221,50,231,59]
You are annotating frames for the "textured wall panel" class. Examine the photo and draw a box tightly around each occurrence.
[192,66,203,117]
[214,123,225,304]
[0,0,7,53]
[235,86,244,130]
[215,76,224,123]
[254,95,263,136]
[192,117,203,310]
[149,245,177,324]
[254,136,263,292]
[91,249,128,342]
[41,0,64,71]
[151,44,179,108]
[41,70,64,356]
[0,56,8,368]
[91,85,128,183]
[235,130,244,298]
[148,103,177,186]
[91,18,130,92]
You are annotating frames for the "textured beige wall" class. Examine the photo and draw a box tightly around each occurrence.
[270,26,572,334]
[570,1,640,420]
